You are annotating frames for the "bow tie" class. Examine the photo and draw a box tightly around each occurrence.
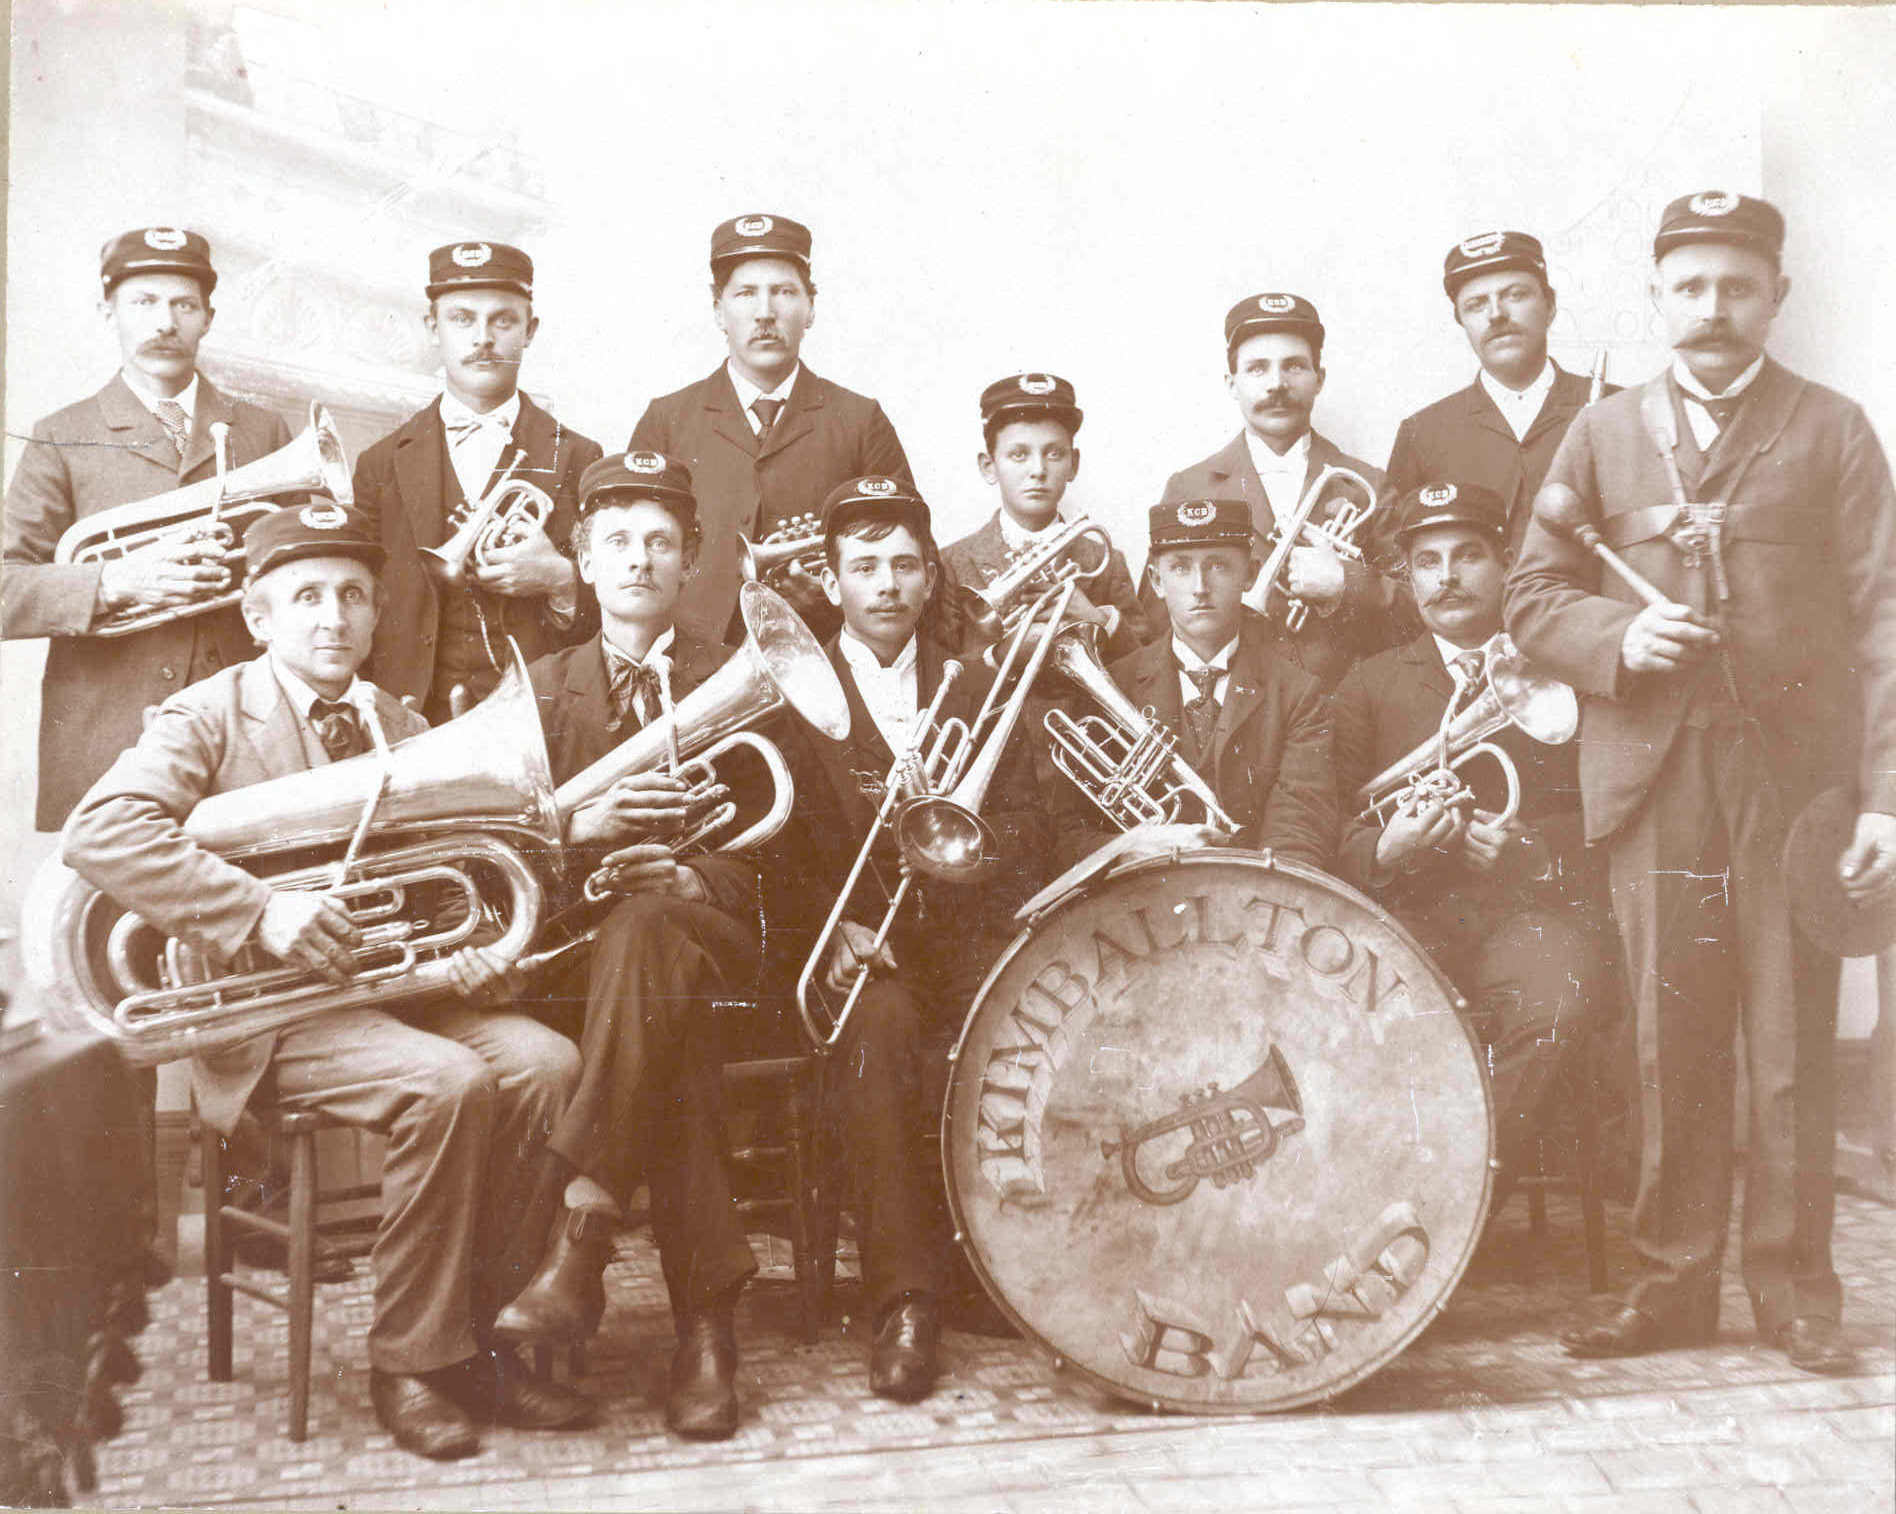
[1693,393,1744,431]
[309,698,367,761]
[445,411,513,443]
[604,646,665,730]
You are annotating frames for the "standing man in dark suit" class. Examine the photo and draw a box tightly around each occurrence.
[4,227,294,831]
[1385,231,1614,556]
[1506,192,1896,1373]
[770,477,1048,1403]
[493,453,764,1440]
[1147,294,1402,687]
[1333,483,1609,1201]
[353,241,602,725]
[627,215,913,646]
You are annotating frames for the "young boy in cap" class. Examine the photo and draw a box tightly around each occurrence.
[1332,481,1609,1205]
[1054,498,1336,872]
[61,505,590,1461]
[767,476,1050,1402]
[941,372,1148,660]
[1148,293,1402,688]
[493,452,767,1440]
[628,214,913,646]
[1508,191,1896,1372]
[353,240,603,725]
[1384,231,1617,555]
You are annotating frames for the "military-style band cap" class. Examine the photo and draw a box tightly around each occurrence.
[1442,230,1547,298]
[1390,481,1508,543]
[245,502,385,580]
[1224,293,1323,354]
[979,372,1083,434]
[100,227,217,297]
[426,241,534,300]
[1653,191,1785,262]
[710,213,813,269]
[821,475,930,542]
[1149,498,1254,551]
[578,451,697,518]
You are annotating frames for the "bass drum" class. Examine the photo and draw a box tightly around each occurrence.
[942,849,1493,1413]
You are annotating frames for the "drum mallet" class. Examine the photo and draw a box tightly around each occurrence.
[1532,483,1670,610]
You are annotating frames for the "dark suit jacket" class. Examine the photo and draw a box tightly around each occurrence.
[1505,359,1896,840]
[353,392,603,705]
[1052,611,1338,873]
[1143,429,1406,688]
[941,510,1151,660]
[62,656,427,1131]
[3,374,293,828]
[526,628,762,921]
[627,364,912,645]
[1383,363,1613,558]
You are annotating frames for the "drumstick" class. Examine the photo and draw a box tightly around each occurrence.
[1532,484,1670,610]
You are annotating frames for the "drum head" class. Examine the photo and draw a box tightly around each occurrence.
[942,850,1493,1413]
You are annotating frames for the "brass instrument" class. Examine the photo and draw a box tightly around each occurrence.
[53,401,354,638]
[737,514,825,582]
[24,649,562,1066]
[423,464,555,587]
[1587,346,1610,406]
[1353,632,1578,828]
[1243,464,1380,633]
[954,515,1113,643]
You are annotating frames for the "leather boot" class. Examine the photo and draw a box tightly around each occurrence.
[491,1208,615,1345]
[665,1296,740,1439]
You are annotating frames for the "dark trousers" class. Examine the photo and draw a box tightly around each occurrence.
[540,893,759,1316]
[1607,723,1842,1334]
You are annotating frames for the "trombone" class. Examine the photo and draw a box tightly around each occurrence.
[1243,465,1379,633]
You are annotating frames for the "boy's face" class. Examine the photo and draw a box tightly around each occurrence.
[978,417,1079,530]
[823,522,936,659]
[1148,543,1257,653]
[577,498,693,627]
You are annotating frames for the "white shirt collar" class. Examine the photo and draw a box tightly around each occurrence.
[838,628,920,754]
[601,622,675,670]
[1172,635,1237,674]
[838,627,917,679]
[439,388,521,433]
[270,656,367,720]
[726,360,800,422]
[125,372,200,421]
[1477,358,1557,442]
[1431,634,1487,679]
[1671,352,1765,403]
[997,509,1067,554]
[1244,427,1310,476]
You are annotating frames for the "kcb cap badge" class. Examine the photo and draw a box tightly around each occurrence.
[857,477,899,497]
[1689,191,1739,216]
[144,227,188,251]
[1018,373,1057,396]
[1178,502,1217,526]
[626,451,666,473]
[1457,231,1507,258]
[1258,294,1296,314]
[736,215,773,236]
[1420,485,1458,508]
[300,503,348,529]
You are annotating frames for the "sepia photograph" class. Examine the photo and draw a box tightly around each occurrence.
[2,0,1893,1508]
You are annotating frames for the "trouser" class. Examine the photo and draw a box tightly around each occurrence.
[537,893,759,1316]
[1607,724,1842,1335]
[264,1003,580,1375]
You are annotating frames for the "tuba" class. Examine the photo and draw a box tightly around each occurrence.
[423,463,555,588]
[953,515,1113,644]
[1243,464,1379,633]
[22,649,561,1066]
[55,402,355,638]
[1354,633,1578,828]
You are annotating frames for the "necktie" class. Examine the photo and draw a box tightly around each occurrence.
[1698,393,1743,433]
[1448,649,1485,713]
[154,400,191,459]
[604,646,663,731]
[309,699,368,762]
[1181,664,1222,759]
[752,397,783,446]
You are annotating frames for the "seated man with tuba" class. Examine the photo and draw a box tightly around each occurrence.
[492,452,775,1440]
[1331,481,1610,1203]
[774,476,1051,1402]
[60,505,592,1462]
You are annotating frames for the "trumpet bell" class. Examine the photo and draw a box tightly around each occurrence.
[1486,635,1579,745]
[895,796,998,882]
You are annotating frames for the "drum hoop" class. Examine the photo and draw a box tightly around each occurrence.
[939,845,1496,1414]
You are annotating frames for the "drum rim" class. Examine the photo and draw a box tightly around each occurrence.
[939,845,1496,1415]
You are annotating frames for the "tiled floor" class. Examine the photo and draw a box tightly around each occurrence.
[92,1191,1895,1511]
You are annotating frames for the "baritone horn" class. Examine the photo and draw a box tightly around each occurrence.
[423,460,555,587]
[53,401,355,638]
[23,647,563,1066]
[1354,633,1577,828]
[1243,465,1379,633]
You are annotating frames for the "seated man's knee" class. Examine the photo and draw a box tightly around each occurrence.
[403,1040,498,1125]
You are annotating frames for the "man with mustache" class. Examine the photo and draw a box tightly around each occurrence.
[1508,192,1896,1373]
[353,241,603,726]
[627,215,913,647]
[1385,231,1617,556]
[1145,294,1403,688]
[1332,482,1608,1206]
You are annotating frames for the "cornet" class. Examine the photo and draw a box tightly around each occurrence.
[54,401,354,637]
[424,465,555,587]
[737,514,825,582]
[954,515,1113,644]
[1243,465,1379,633]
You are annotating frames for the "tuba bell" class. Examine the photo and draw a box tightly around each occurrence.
[54,401,355,638]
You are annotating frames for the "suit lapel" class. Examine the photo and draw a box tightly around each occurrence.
[1401,634,1455,703]
[703,365,763,461]
[758,366,821,465]
[1699,358,1802,500]
[235,657,315,772]
[502,393,563,487]
[1207,636,1268,768]
[819,639,895,814]
[1519,365,1585,450]
[97,373,193,480]
[1124,638,1184,736]
[393,401,452,548]
[1462,378,1519,446]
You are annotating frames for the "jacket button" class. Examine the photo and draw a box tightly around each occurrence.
[160,666,176,680]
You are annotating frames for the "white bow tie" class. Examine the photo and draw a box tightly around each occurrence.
[445,411,513,444]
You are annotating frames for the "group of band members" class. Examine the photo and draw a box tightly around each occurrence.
[6,191,1895,1459]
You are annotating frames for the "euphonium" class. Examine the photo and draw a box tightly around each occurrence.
[1243,464,1379,633]
[1354,633,1578,828]
[54,401,354,638]
[423,471,555,587]
[954,515,1113,644]
[22,648,562,1066]
[737,514,826,583]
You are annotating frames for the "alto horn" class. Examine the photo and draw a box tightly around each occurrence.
[954,514,1114,644]
[423,465,555,588]
[54,401,355,638]
[1244,464,1380,633]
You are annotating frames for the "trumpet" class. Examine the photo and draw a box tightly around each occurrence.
[1243,465,1380,633]
[424,464,555,587]
[737,514,825,583]
[954,515,1113,644]
[1353,633,1578,829]
[54,401,354,638]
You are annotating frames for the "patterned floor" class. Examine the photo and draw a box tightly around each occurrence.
[92,1191,1896,1508]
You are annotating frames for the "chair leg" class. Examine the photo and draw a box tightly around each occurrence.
[287,1126,317,1443]
[1578,1074,1609,1293]
[203,1128,233,1383]
[784,1072,821,1343]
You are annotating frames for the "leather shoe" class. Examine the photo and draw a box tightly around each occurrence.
[440,1348,594,1430]
[870,1294,941,1402]
[491,1207,615,1345]
[1775,1317,1855,1375]
[1560,1304,1667,1359]
[369,1369,478,1461]
[665,1309,740,1438]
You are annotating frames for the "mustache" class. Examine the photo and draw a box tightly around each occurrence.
[139,340,187,354]
[1426,588,1475,607]
[1483,321,1522,339]
[1679,325,1734,348]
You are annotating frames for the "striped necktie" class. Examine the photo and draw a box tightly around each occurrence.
[154,399,191,458]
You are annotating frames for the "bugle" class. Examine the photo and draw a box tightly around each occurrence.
[1243,464,1379,633]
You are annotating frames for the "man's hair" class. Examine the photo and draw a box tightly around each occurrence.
[1226,329,1323,374]
[825,509,975,643]
[710,257,817,302]
[822,511,932,571]
[575,494,701,560]
[981,409,1077,457]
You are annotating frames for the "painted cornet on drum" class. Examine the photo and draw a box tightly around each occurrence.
[1243,464,1379,633]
